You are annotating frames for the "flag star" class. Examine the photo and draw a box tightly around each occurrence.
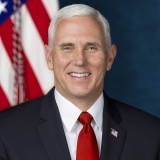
[0,0,8,15]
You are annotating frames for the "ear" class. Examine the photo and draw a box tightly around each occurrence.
[45,45,53,70]
[106,44,117,71]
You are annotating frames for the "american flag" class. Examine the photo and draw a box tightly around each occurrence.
[111,128,118,137]
[0,0,59,110]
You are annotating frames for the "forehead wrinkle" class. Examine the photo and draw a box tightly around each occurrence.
[58,41,102,49]
[53,16,106,49]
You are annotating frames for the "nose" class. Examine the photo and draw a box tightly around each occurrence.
[73,48,87,67]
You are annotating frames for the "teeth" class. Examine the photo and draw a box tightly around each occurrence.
[70,73,89,77]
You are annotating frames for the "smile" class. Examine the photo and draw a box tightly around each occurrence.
[69,73,90,78]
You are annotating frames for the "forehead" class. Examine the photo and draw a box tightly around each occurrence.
[53,16,105,43]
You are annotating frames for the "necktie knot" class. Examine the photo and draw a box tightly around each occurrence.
[78,112,93,125]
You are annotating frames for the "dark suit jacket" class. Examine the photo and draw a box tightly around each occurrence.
[0,88,160,160]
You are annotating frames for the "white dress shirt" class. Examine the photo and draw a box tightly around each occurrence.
[54,89,104,160]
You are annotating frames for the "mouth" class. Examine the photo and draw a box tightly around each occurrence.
[69,72,90,78]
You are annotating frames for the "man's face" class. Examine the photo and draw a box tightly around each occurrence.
[45,16,116,105]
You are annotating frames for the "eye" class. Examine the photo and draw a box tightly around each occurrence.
[86,46,97,51]
[89,46,96,50]
[62,46,72,50]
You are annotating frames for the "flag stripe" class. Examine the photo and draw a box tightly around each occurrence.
[1,17,44,101]
[0,38,15,105]
[0,0,58,110]
[0,18,14,63]
[26,0,50,44]
[21,49,44,99]
[41,0,59,19]
[0,86,10,110]
[21,5,54,94]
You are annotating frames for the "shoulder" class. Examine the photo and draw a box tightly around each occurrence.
[0,88,55,130]
[107,96,160,130]
[0,96,44,127]
[0,88,55,123]
[106,97,160,151]
[109,98,160,122]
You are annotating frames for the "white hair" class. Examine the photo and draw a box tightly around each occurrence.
[48,4,111,51]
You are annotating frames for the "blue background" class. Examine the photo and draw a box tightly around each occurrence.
[59,0,160,118]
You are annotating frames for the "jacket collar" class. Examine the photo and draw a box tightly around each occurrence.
[100,92,126,160]
[38,88,126,160]
[37,87,71,160]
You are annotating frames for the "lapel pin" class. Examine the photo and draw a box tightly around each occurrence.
[110,128,118,137]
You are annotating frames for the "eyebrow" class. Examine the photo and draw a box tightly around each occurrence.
[85,42,101,48]
[59,43,74,48]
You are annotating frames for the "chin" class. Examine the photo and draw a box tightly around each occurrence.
[69,90,91,98]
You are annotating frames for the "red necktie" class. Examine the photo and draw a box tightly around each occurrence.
[76,112,99,160]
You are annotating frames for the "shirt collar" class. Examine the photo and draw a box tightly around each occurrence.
[87,93,104,130]
[54,89,104,132]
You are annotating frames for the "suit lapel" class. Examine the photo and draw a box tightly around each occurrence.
[37,88,71,160]
[100,93,127,160]
[36,89,126,160]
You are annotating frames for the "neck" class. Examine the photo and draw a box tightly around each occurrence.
[55,87,103,111]
[70,94,102,111]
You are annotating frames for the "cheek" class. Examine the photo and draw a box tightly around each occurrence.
[91,59,107,83]
[52,53,70,72]
[90,55,107,70]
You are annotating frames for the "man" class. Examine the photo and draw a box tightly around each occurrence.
[0,4,160,160]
